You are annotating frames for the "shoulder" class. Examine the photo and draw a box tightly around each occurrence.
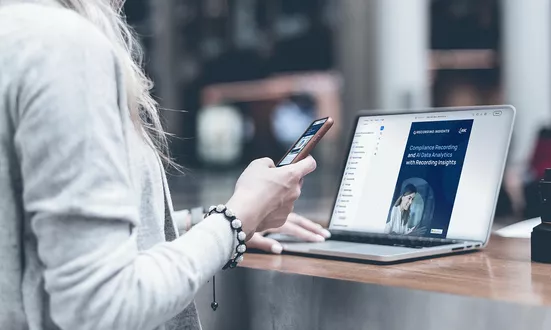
[0,4,120,101]
[0,4,114,62]
[0,5,126,122]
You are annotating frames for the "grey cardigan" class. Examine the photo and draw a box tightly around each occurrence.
[0,2,235,329]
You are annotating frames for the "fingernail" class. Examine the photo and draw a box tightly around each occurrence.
[315,235,325,242]
[271,244,283,254]
[321,229,331,238]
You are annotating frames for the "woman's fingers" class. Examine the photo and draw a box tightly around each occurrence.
[288,213,331,238]
[252,157,276,168]
[247,233,283,254]
[283,156,317,179]
[278,220,325,242]
[229,156,318,237]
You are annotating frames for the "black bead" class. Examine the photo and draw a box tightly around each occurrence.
[211,301,219,311]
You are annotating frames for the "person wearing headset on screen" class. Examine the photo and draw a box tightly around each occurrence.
[385,184,419,235]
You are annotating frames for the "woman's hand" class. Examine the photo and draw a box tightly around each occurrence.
[247,213,331,254]
[226,157,317,240]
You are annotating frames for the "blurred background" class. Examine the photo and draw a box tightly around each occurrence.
[124,0,551,226]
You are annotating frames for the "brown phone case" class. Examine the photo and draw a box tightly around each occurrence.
[277,117,334,166]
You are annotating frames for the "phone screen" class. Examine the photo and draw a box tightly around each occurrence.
[277,118,328,166]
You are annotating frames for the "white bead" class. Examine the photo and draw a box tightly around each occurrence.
[225,209,234,218]
[237,244,246,253]
[237,231,246,241]
[216,204,225,212]
[236,255,244,263]
[231,219,242,229]
[208,205,216,212]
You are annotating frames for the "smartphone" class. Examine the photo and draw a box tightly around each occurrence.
[276,117,334,167]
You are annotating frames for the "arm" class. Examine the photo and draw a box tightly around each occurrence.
[173,208,204,235]
[15,15,233,330]
[173,209,191,234]
[175,208,332,254]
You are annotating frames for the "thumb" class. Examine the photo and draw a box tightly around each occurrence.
[286,156,317,178]
[251,157,276,168]
[247,234,283,254]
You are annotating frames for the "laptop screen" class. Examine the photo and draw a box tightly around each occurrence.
[329,106,515,242]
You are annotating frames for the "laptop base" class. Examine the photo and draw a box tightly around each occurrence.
[281,240,482,263]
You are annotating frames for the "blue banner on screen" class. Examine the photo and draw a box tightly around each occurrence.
[385,119,474,238]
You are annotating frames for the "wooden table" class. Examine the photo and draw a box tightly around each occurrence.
[239,236,551,307]
[197,236,551,330]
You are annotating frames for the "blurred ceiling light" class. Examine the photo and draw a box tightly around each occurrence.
[197,104,244,166]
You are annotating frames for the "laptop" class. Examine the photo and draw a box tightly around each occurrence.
[279,105,516,263]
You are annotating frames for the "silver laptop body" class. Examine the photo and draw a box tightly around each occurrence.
[282,105,516,263]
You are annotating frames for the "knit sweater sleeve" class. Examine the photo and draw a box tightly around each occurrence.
[12,7,235,330]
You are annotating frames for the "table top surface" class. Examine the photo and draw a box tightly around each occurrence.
[240,236,551,307]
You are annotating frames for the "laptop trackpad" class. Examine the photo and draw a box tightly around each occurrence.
[284,241,419,256]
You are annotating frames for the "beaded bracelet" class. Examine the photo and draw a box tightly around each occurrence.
[205,204,247,269]
[205,204,247,311]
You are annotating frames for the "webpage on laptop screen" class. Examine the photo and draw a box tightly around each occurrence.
[330,108,513,242]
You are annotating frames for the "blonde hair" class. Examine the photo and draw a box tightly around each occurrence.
[58,0,171,163]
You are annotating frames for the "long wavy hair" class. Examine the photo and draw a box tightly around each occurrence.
[394,184,417,226]
[9,0,171,163]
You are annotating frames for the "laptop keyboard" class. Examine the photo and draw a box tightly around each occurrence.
[329,230,461,249]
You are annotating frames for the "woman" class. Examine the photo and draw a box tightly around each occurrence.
[0,1,328,329]
[385,184,418,235]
